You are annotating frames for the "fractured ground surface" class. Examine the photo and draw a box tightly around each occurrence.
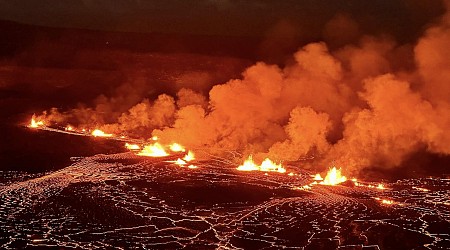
[0,152,449,249]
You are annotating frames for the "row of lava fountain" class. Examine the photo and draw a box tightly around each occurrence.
[27,114,407,206]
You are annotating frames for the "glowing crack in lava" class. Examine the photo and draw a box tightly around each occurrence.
[137,142,169,157]
[91,129,113,137]
[317,167,347,186]
[28,115,44,128]
[374,197,399,206]
[237,155,286,173]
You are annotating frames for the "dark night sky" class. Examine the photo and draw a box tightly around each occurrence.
[0,0,445,39]
[0,0,447,117]
[0,0,447,121]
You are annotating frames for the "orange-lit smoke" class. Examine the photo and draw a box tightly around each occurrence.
[91,129,113,137]
[31,2,450,177]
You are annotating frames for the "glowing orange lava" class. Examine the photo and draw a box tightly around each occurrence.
[374,197,396,205]
[91,129,113,137]
[313,173,324,181]
[137,143,169,157]
[237,155,286,173]
[317,167,347,186]
[183,151,195,161]
[169,143,185,152]
[236,156,259,171]
[29,115,44,128]
[293,185,312,190]
[166,150,197,168]
[381,199,394,205]
[173,158,187,165]
[412,186,430,192]
[125,143,141,150]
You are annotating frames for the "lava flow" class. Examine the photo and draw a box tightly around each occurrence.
[374,197,398,206]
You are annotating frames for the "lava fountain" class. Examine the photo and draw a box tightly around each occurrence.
[137,143,169,157]
[317,167,347,186]
[28,115,44,128]
[237,155,286,173]
[169,143,186,152]
[91,129,113,137]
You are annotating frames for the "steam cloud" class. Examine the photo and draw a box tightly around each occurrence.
[36,1,450,176]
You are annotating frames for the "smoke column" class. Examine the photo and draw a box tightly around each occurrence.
[36,1,450,176]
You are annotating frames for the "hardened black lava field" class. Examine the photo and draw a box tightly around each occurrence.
[1,150,449,249]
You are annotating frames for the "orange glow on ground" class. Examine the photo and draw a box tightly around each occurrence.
[374,197,397,205]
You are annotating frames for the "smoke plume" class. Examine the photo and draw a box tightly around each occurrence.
[35,1,450,176]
